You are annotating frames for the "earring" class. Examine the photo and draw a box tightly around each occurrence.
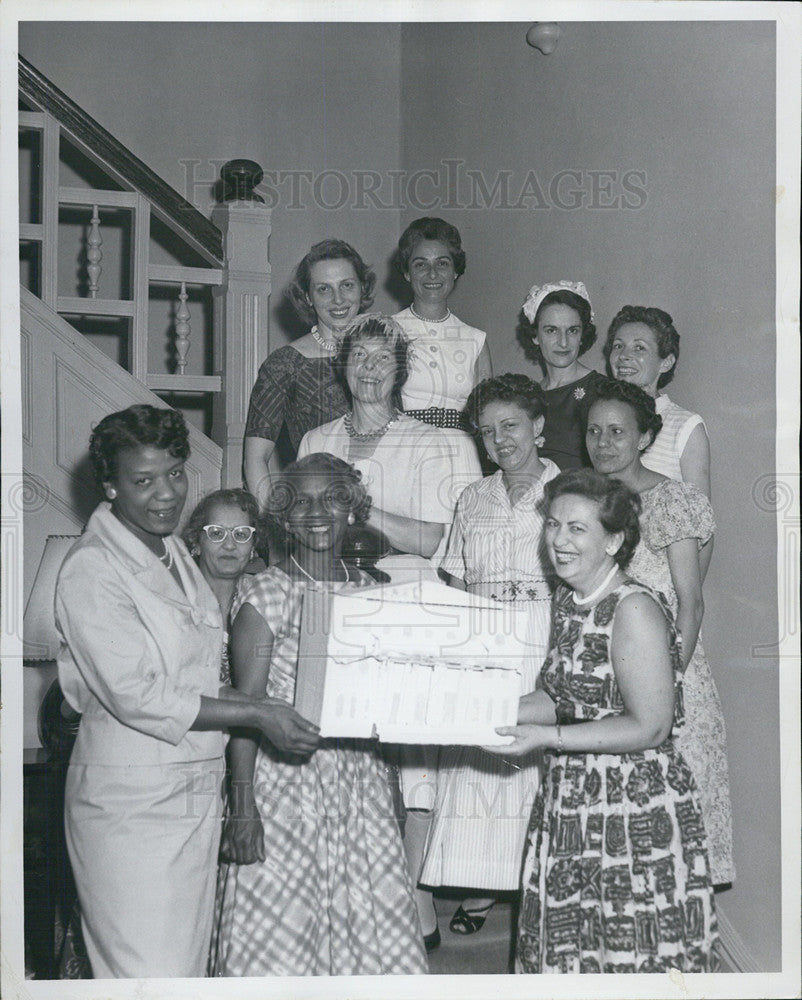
[535,435,545,448]
[347,512,356,525]
[190,545,199,557]
[106,488,117,500]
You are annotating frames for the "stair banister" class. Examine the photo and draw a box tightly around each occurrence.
[211,160,272,489]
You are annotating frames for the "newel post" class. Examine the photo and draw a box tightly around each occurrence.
[211,160,272,489]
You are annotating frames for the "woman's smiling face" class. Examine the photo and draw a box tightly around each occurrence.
[607,322,674,396]
[544,493,620,588]
[284,472,353,555]
[404,239,457,308]
[477,400,544,475]
[345,337,398,406]
[306,258,362,334]
[105,445,188,549]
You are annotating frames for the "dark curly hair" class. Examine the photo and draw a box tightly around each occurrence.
[334,314,411,412]
[465,373,547,430]
[603,305,679,390]
[265,453,372,560]
[527,289,597,369]
[544,468,641,569]
[286,238,376,327]
[89,405,189,487]
[588,377,663,449]
[396,217,466,278]
[182,488,262,557]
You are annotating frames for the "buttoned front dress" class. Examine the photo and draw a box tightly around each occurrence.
[394,307,486,428]
[56,504,226,978]
[420,462,560,891]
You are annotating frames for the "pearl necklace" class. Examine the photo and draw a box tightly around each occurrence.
[409,305,451,323]
[290,554,350,585]
[159,541,173,570]
[311,325,340,353]
[572,563,619,606]
[344,410,399,440]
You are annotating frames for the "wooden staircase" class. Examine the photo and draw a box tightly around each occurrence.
[18,56,272,604]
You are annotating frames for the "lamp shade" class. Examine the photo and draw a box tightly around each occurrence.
[23,535,79,662]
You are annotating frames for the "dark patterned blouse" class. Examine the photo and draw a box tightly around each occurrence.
[244,346,348,453]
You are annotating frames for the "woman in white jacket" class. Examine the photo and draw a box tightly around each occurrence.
[56,405,320,978]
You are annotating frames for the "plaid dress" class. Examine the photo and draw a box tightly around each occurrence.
[211,567,427,976]
[517,580,719,974]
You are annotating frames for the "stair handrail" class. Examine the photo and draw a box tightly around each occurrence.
[19,54,223,265]
[19,57,272,488]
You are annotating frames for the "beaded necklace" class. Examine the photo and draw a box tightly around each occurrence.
[311,325,340,353]
[572,563,619,606]
[409,305,451,323]
[343,410,399,441]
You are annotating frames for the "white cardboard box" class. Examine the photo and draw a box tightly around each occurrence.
[295,580,537,745]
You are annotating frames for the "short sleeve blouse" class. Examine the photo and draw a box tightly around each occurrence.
[640,394,706,482]
[637,479,715,551]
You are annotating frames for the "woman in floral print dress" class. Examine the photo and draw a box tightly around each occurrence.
[585,377,734,885]
[486,469,718,974]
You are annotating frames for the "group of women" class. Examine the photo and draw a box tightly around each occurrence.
[54,216,732,979]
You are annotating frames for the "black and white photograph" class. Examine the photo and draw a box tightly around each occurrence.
[1,2,799,998]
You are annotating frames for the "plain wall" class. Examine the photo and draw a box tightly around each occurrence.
[398,19,779,972]
[18,19,782,973]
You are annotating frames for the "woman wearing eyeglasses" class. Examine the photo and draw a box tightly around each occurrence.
[183,489,263,684]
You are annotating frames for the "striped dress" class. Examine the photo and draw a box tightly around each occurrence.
[420,461,560,891]
[640,394,705,481]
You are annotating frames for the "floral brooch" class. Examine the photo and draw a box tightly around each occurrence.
[573,387,586,400]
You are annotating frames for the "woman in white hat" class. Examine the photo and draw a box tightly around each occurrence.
[521,280,603,470]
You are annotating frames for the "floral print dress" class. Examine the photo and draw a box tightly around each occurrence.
[627,479,734,885]
[517,580,719,974]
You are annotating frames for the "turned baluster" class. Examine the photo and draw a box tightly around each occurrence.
[175,282,191,374]
[87,205,103,298]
